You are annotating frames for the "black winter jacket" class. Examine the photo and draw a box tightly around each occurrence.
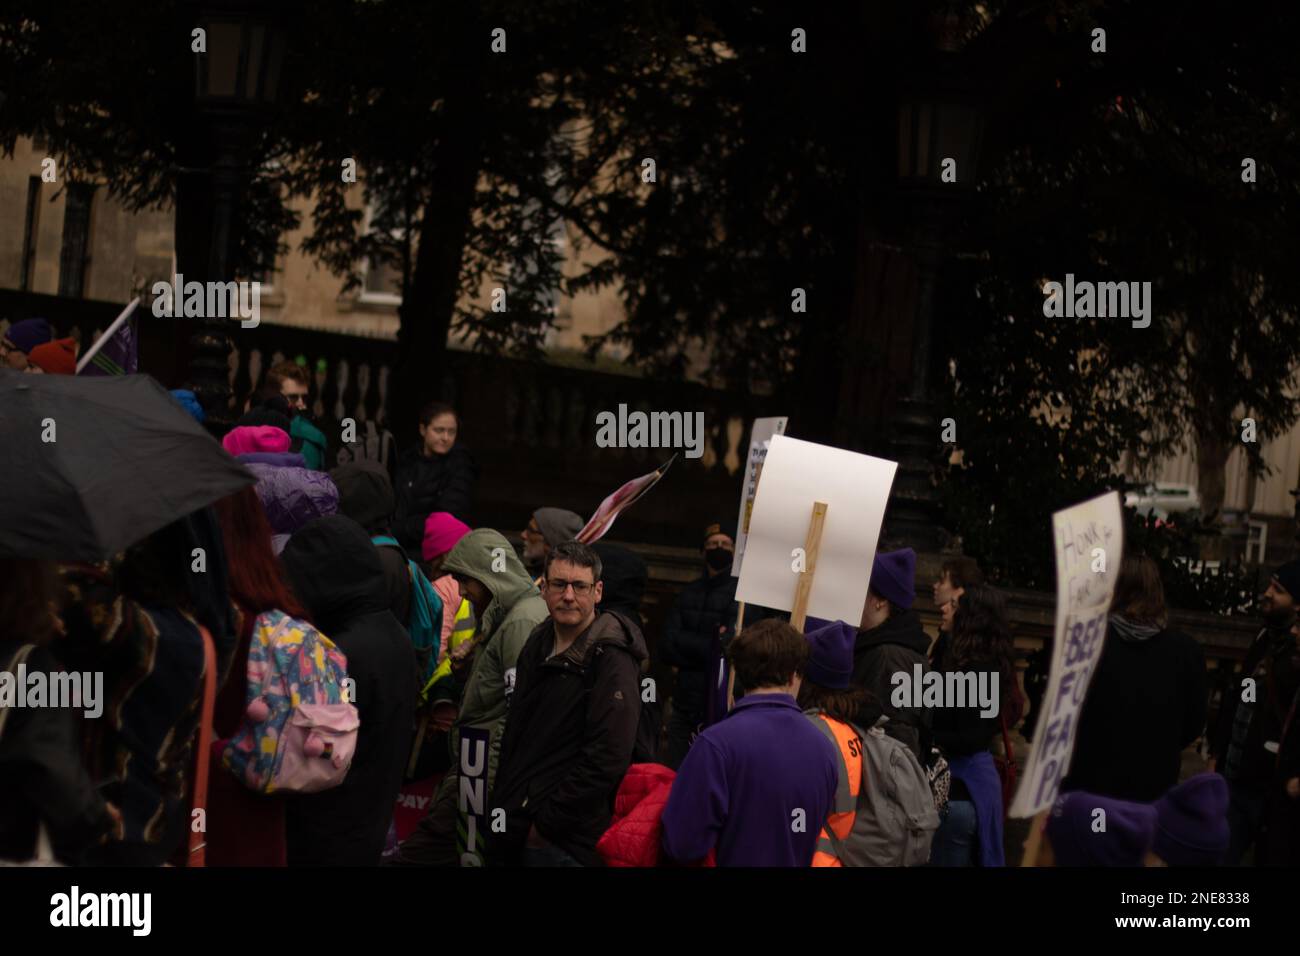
[1063,625,1206,802]
[1210,623,1300,786]
[331,461,413,626]
[490,611,647,866]
[392,444,479,553]
[661,571,762,717]
[0,641,114,863]
[929,653,1004,758]
[853,610,932,761]
[280,516,419,866]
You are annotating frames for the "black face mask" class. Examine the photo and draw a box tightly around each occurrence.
[704,547,733,572]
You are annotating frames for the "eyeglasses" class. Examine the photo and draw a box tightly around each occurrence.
[545,579,594,596]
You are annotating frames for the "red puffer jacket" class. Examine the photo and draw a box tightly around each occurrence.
[596,763,717,867]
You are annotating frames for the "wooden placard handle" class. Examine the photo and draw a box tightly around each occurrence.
[1020,809,1050,866]
[790,501,828,634]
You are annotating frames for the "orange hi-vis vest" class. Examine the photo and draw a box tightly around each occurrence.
[808,713,863,867]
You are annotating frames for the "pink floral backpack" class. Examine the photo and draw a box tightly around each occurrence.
[221,610,359,793]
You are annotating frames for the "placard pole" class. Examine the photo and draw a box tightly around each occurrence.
[789,501,828,633]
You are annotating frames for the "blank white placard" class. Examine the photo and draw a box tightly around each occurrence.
[735,435,898,625]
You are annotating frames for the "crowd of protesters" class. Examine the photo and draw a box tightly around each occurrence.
[2,342,1299,867]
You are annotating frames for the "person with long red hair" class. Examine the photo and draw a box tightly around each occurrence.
[206,486,312,866]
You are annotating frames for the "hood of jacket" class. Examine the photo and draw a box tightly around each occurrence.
[280,515,390,632]
[543,608,649,670]
[856,608,930,657]
[592,543,647,619]
[291,415,327,449]
[330,460,395,534]
[246,462,339,536]
[596,763,677,868]
[440,528,538,638]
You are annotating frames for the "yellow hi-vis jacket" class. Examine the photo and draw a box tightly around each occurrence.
[423,597,476,697]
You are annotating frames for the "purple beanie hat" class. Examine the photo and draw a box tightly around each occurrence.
[803,620,857,690]
[3,318,53,354]
[1046,791,1157,866]
[1152,773,1230,866]
[869,548,916,610]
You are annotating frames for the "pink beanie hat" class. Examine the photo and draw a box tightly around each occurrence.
[423,512,472,561]
[222,425,291,457]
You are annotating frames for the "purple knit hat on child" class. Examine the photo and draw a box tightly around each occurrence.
[1152,773,1230,866]
[1046,791,1157,866]
[803,620,857,690]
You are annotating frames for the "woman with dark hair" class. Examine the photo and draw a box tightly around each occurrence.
[930,556,985,670]
[1063,554,1206,802]
[392,401,479,553]
[0,559,122,863]
[929,586,1024,866]
[206,486,313,866]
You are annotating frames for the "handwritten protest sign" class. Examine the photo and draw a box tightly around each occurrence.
[1009,490,1123,818]
[735,435,897,624]
[731,416,787,577]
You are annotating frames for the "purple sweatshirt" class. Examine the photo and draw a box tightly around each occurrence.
[661,693,838,867]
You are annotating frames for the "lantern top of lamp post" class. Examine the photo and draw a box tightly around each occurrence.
[192,0,286,110]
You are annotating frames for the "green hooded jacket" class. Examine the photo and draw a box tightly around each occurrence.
[440,529,548,794]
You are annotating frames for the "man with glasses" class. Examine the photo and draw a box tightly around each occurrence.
[262,360,329,470]
[490,540,648,866]
[520,507,584,578]
[265,359,311,412]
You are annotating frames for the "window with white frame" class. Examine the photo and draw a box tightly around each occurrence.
[359,201,407,306]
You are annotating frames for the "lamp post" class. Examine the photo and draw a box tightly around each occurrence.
[883,22,983,553]
[180,1,284,431]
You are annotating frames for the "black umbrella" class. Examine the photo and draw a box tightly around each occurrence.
[0,372,255,561]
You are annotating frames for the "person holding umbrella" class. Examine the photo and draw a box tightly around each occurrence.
[0,372,256,865]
